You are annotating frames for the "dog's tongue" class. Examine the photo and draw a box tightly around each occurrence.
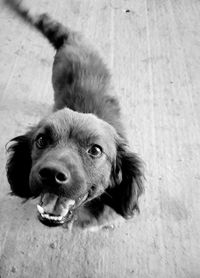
[39,193,75,217]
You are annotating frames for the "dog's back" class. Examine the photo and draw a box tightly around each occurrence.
[5,0,122,132]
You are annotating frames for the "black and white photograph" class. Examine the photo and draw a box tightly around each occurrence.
[0,0,199,277]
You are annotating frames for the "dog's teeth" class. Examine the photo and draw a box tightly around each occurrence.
[37,204,44,214]
[51,216,56,220]
[37,203,71,221]
[40,213,63,221]
[37,199,75,222]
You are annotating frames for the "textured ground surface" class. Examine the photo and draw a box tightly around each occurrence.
[0,0,200,277]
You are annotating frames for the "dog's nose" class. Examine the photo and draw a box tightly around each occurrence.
[39,167,70,185]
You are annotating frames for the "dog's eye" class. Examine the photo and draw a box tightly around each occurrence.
[87,144,103,158]
[35,135,48,149]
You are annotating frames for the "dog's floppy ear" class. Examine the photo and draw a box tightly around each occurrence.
[107,142,144,219]
[6,134,33,198]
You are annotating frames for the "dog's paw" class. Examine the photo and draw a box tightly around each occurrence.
[74,214,98,229]
[62,218,75,230]
[86,223,116,232]
[73,205,124,231]
[102,223,115,230]
[74,214,116,232]
[73,207,98,229]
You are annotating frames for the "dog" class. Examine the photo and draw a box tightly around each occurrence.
[5,0,144,229]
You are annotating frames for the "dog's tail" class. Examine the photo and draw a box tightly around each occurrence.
[5,0,69,49]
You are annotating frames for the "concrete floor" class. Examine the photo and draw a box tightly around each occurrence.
[0,0,200,277]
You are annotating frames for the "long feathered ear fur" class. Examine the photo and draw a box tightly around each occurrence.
[106,142,144,219]
[6,134,33,198]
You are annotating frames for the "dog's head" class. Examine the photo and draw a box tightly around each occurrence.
[6,108,144,225]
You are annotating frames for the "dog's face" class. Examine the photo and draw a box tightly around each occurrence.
[7,108,144,226]
[30,108,118,224]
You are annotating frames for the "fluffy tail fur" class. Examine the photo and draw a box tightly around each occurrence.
[5,0,69,49]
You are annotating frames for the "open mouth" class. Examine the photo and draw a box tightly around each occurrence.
[37,192,88,226]
[37,193,76,226]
